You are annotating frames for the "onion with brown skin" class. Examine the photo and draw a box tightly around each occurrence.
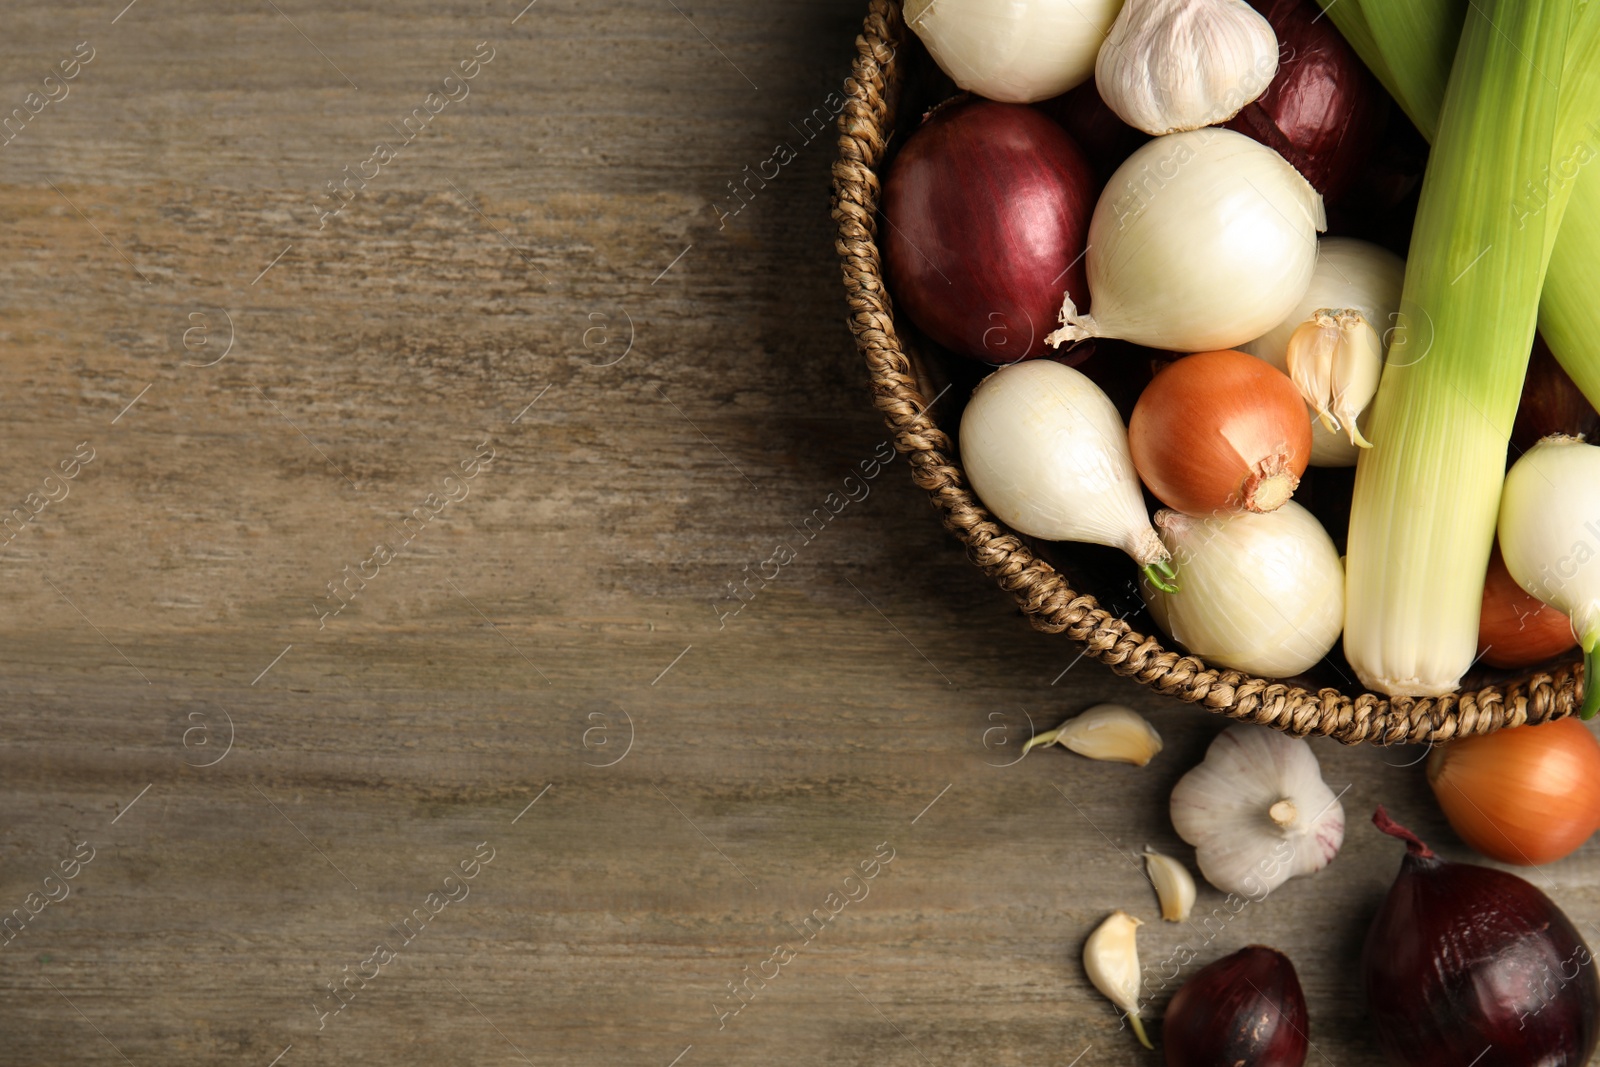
[1129,350,1312,515]
[881,99,1096,364]
[1427,718,1600,866]
[1478,543,1578,669]
[1363,807,1600,1066]
[1226,0,1387,204]
[1163,946,1308,1067]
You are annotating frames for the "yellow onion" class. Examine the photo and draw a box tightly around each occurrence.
[1427,717,1600,866]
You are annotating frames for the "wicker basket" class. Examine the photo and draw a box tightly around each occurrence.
[830,0,1585,745]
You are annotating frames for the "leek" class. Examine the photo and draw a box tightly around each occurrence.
[1319,0,1600,410]
[1341,0,1600,696]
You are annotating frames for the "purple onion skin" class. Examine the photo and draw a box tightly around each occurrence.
[882,99,1095,364]
[1034,82,1149,183]
[1163,946,1309,1067]
[1364,809,1600,1067]
[1227,0,1388,204]
[1511,335,1600,455]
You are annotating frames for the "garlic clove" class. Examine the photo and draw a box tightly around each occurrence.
[1142,847,1197,922]
[1095,0,1280,136]
[1170,725,1346,899]
[1083,910,1153,1050]
[1022,704,1163,765]
[1286,309,1383,447]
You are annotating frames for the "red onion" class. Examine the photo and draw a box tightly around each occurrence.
[1163,946,1308,1067]
[1363,807,1600,1066]
[881,98,1095,364]
[1512,335,1600,455]
[1034,82,1148,182]
[1226,0,1387,204]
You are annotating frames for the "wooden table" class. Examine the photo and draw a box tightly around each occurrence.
[3,2,1597,1063]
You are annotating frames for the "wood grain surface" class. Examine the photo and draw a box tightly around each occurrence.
[3,2,1599,1064]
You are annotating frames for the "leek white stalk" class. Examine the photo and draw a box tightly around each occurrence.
[904,0,1124,104]
[960,360,1176,591]
[1046,129,1325,353]
[1341,0,1600,698]
[1143,503,1343,679]
[1241,237,1404,467]
[1498,437,1600,718]
[1095,0,1278,135]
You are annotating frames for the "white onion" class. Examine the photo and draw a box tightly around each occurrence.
[960,360,1172,584]
[1143,502,1343,678]
[1046,128,1325,353]
[1241,237,1404,467]
[904,0,1123,104]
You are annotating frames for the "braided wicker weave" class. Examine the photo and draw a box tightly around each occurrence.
[830,0,1585,744]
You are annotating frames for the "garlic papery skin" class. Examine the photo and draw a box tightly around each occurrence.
[904,0,1124,104]
[1498,436,1600,718]
[1142,847,1196,921]
[1084,910,1153,1049]
[1142,504,1343,679]
[1047,128,1325,353]
[1170,725,1345,898]
[960,360,1176,591]
[1241,237,1404,467]
[1095,0,1279,135]
[1022,703,1162,764]
[1286,309,1382,448]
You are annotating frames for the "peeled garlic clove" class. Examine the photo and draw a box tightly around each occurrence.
[1142,848,1196,922]
[1095,0,1279,136]
[1022,704,1163,766]
[1286,309,1383,447]
[1170,725,1345,899]
[1084,910,1153,1050]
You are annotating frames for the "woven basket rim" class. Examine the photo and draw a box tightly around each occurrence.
[828,0,1584,745]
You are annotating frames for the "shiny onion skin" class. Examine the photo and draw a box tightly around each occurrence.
[1129,350,1312,515]
[1035,82,1148,183]
[1427,718,1600,866]
[1478,544,1578,669]
[1512,336,1600,455]
[1163,947,1308,1067]
[882,99,1095,364]
[1364,808,1600,1067]
[1226,0,1387,204]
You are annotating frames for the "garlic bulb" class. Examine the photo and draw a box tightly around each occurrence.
[904,0,1124,104]
[1022,704,1162,764]
[1498,436,1600,719]
[1083,910,1152,1049]
[960,360,1176,591]
[1142,503,1343,679]
[1142,847,1196,921]
[1241,237,1404,467]
[1047,128,1325,353]
[1095,0,1279,135]
[1170,725,1345,898]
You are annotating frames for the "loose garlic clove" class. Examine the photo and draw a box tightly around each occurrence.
[1084,910,1153,1050]
[1022,704,1163,766]
[1142,848,1197,922]
[1094,0,1279,136]
[1170,725,1346,899]
[1286,309,1383,447]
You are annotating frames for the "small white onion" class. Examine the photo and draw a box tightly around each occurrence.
[1241,237,1405,468]
[1143,502,1343,678]
[960,360,1171,584]
[1047,128,1325,353]
[904,0,1124,104]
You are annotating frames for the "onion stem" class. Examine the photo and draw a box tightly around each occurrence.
[1142,560,1179,595]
